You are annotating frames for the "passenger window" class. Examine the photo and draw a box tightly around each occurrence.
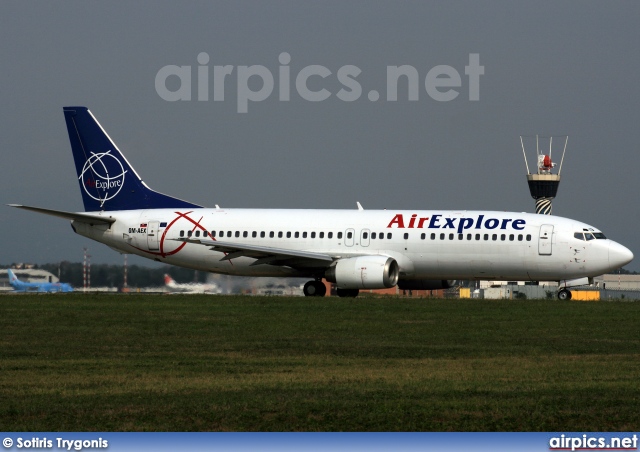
[372,232,377,239]
[475,234,480,240]
[387,233,392,239]
[269,231,274,238]
[404,233,409,240]
[211,231,216,238]
[509,234,514,241]
[287,232,291,238]
[467,234,472,240]
[518,234,523,241]
[492,234,497,241]
[440,233,445,240]
[243,231,248,238]
[260,231,265,238]
[328,232,333,239]
[195,231,200,237]
[319,232,324,238]
[235,231,240,238]
[363,232,369,239]
[188,231,193,237]
[179,230,184,237]
[484,234,489,240]
[449,233,454,240]
[252,231,257,238]
[379,233,384,240]
[338,232,343,239]
[431,233,436,240]
[500,234,505,241]
[295,232,299,238]
[347,232,353,239]
[421,233,425,240]
[458,233,463,240]
[278,232,283,238]
[526,234,531,241]
[303,232,308,238]
[311,232,316,238]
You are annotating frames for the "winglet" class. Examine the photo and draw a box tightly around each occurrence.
[357,201,364,211]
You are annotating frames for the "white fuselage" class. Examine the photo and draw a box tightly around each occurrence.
[71,208,630,282]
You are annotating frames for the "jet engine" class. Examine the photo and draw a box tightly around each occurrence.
[397,279,458,290]
[325,256,399,289]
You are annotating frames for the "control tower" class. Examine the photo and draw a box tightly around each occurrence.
[520,135,568,215]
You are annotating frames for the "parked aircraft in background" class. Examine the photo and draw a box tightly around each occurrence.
[164,274,220,294]
[9,107,634,299]
[7,269,73,293]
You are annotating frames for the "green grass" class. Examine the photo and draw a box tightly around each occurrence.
[1,294,639,431]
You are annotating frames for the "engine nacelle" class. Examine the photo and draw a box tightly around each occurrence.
[325,256,399,289]
[397,279,458,290]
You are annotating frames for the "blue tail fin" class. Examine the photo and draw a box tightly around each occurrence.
[7,269,19,284]
[63,106,202,211]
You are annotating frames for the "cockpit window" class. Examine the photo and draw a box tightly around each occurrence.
[576,231,607,240]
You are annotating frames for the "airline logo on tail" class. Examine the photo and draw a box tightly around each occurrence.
[63,106,201,211]
[80,150,127,203]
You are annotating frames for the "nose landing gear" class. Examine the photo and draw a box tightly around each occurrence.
[557,288,572,300]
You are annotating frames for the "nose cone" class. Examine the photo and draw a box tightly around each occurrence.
[609,241,634,269]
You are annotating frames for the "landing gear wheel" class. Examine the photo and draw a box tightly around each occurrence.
[337,288,359,298]
[557,289,572,300]
[303,280,326,297]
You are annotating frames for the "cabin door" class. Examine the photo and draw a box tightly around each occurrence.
[538,224,553,255]
[147,221,160,250]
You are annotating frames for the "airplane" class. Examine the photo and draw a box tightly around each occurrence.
[164,274,220,294]
[8,106,634,300]
[6,268,73,293]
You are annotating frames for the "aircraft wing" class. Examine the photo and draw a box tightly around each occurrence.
[173,238,335,268]
[8,204,116,225]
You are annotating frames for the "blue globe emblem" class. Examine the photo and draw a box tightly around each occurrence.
[80,151,127,203]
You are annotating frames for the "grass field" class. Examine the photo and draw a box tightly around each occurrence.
[1,294,638,431]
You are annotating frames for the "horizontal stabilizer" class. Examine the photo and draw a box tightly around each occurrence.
[8,204,116,225]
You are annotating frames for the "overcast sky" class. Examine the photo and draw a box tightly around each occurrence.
[1,1,639,271]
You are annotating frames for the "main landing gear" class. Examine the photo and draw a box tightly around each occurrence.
[557,288,572,300]
[336,288,359,298]
[302,280,360,298]
[303,280,326,297]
